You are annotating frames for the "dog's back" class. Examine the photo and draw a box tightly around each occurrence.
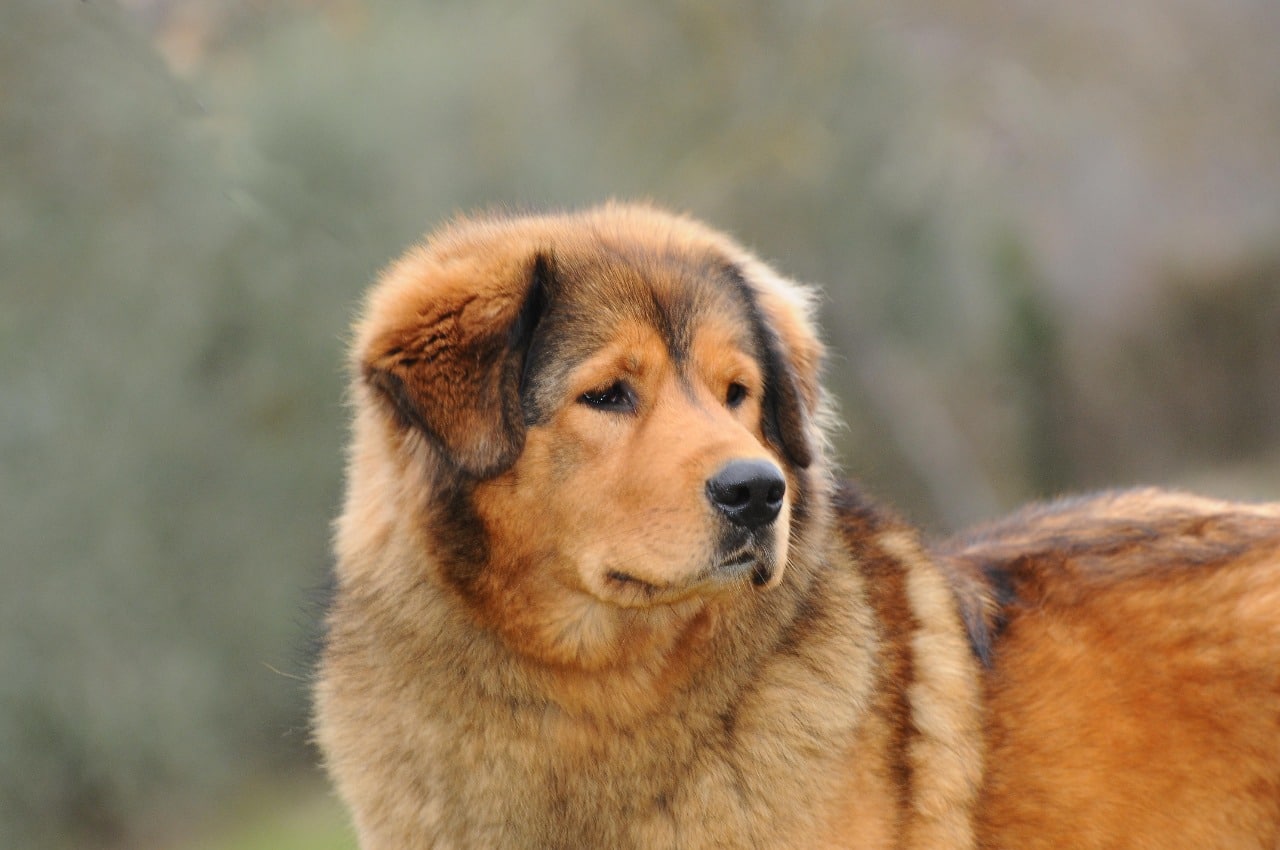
[940,489,1280,849]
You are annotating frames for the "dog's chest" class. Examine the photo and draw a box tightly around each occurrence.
[423,644,884,848]
[431,711,809,849]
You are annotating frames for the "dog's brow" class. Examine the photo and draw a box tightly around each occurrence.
[660,255,759,363]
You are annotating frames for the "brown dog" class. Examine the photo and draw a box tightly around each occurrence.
[314,203,1280,849]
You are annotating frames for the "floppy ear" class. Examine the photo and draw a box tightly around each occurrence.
[358,248,549,478]
[756,318,816,469]
[724,259,824,470]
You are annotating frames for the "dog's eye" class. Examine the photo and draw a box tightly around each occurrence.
[579,381,635,413]
[725,382,749,408]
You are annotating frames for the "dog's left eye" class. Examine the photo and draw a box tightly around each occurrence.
[579,381,635,413]
[725,382,749,408]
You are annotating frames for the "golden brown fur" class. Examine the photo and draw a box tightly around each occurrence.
[315,203,1280,849]
[941,490,1280,848]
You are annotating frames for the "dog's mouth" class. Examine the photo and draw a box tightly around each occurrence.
[606,569,663,593]
[715,549,775,587]
[602,546,776,602]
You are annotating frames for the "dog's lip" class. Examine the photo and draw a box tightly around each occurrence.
[605,553,756,589]
[716,553,755,574]
[599,569,699,608]
[600,551,772,604]
[712,549,774,587]
[605,569,664,592]
[706,547,773,588]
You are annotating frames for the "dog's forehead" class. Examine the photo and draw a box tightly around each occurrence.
[553,243,757,358]
[519,243,762,424]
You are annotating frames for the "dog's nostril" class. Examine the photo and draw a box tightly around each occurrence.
[706,459,786,529]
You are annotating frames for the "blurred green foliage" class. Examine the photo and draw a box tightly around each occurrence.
[1,4,346,846]
[187,787,355,850]
[2,0,1277,847]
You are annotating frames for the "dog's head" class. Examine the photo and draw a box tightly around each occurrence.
[351,204,827,667]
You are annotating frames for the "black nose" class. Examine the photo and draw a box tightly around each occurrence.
[706,459,786,529]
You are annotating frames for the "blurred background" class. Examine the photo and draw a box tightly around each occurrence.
[2,0,1278,846]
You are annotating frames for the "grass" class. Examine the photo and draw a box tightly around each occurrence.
[186,785,356,850]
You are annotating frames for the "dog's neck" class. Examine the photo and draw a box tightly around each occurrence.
[456,562,823,726]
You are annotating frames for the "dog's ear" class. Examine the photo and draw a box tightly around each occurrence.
[735,263,825,470]
[757,320,816,469]
[358,247,549,478]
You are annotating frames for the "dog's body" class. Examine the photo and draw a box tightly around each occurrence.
[314,204,1280,849]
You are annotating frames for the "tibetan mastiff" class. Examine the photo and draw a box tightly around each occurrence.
[315,203,1280,849]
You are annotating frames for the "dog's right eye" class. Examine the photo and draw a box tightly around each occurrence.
[579,381,635,413]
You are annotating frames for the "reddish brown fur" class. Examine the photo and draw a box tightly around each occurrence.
[941,490,1280,848]
[315,203,1280,849]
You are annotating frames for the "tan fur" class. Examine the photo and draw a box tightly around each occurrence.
[315,203,1280,849]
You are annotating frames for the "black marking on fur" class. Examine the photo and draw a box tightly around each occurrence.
[716,262,813,469]
[648,277,698,369]
[519,257,603,428]
[514,252,551,402]
[968,561,1017,667]
[717,707,738,739]
[428,476,491,594]
[364,362,434,438]
[830,479,896,533]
